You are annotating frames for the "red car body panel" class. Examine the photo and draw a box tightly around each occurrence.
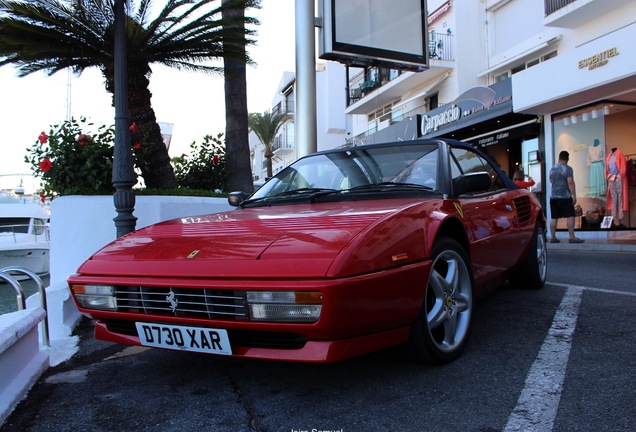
[76,200,439,279]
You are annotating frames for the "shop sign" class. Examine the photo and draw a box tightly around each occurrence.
[476,132,510,148]
[578,47,619,70]
[419,80,514,138]
[465,120,540,149]
[421,105,462,135]
[465,95,512,116]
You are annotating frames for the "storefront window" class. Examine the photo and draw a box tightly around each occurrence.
[552,103,636,229]
[521,138,542,193]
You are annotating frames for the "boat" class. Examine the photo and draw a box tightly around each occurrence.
[0,194,50,278]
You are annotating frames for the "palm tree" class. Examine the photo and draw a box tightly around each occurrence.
[222,0,253,193]
[0,0,259,189]
[248,110,289,178]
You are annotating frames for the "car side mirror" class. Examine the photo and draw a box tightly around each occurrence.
[228,191,250,207]
[452,172,492,196]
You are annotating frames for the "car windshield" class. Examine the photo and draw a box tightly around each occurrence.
[249,142,440,202]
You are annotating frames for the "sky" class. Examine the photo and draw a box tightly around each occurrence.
[0,0,296,194]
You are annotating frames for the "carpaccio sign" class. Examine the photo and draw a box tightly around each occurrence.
[420,80,514,137]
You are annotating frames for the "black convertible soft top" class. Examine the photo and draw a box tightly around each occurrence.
[305,137,519,191]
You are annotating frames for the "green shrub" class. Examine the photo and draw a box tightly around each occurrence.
[25,118,115,197]
[172,133,228,191]
[26,119,229,197]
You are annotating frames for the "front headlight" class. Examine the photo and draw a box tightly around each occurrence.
[71,284,117,311]
[247,291,322,323]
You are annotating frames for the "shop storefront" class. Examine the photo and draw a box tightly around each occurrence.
[513,22,636,231]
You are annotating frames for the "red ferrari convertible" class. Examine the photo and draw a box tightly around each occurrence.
[69,138,547,364]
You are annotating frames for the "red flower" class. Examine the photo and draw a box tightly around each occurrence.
[129,122,138,134]
[39,158,53,173]
[213,155,220,164]
[76,134,92,144]
[38,132,48,144]
[133,142,142,150]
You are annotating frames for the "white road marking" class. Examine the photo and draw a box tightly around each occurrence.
[550,282,636,297]
[503,285,583,432]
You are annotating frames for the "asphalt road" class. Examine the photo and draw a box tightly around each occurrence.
[2,250,635,432]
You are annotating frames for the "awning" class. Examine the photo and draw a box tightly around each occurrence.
[392,72,451,109]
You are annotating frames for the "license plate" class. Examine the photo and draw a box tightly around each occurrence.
[135,322,232,355]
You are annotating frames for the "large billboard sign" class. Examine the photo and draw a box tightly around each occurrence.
[319,0,429,72]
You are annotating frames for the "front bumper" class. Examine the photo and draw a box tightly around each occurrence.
[74,260,431,363]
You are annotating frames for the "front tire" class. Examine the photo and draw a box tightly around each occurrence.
[409,237,474,364]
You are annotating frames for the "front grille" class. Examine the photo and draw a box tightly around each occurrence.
[105,320,308,350]
[513,196,532,225]
[115,286,248,320]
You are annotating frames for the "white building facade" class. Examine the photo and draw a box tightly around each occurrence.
[511,0,636,229]
[250,62,347,180]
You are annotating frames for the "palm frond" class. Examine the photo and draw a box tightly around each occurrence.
[1,0,260,77]
[248,110,289,149]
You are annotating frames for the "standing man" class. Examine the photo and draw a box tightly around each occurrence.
[549,150,585,244]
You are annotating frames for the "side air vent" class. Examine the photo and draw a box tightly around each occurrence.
[513,196,533,225]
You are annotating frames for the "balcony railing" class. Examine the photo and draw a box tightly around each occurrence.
[544,0,576,16]
[272,100,295,116]
[428,32,453,61]
[272,134,294,153]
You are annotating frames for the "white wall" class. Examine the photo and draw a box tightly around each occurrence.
[487,0,545,55]
[317,62,347,151]
[36,195,234,344]
[0,308,48,425]
[552,1,636,50]
[453,0,487,89]
[49,195,234,284]
[512,22,636,113]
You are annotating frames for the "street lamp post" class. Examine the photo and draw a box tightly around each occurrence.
[112,0,137,237]
[295,0,317,157]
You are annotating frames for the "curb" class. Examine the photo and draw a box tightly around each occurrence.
[546,242,636,252]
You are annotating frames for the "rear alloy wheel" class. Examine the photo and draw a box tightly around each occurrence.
[510,223,547,289]
[409,237,474,364]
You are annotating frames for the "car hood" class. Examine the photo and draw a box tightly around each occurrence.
[76,199,437,279]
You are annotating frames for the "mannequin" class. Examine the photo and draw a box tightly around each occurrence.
[587,139,605,197]
[605,147,628,227]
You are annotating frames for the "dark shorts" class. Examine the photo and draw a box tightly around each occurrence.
[550,198,575,219]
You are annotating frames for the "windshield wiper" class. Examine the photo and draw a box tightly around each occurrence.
[346,182,433,191]
[273,187,339,197]
[239,196,270,207]
[275,187,343,203]
[240,188,341,208]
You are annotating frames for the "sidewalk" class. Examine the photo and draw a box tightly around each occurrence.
[546,229,636,252]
